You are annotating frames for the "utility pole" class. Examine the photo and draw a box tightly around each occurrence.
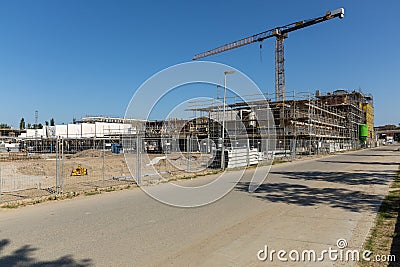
[35,110,38,152]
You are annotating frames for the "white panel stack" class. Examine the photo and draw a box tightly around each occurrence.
[227,148,260,168]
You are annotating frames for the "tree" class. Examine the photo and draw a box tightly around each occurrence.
[0,123,11,129]
[45,121,49,126]
[38,123,43,129]
[19,118,25,130]
[27,123,32,129]
[50,118,55,126]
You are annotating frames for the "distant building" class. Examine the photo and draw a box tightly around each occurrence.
[16,116,144,153]
[374,124,400,143]
[18,116,145,139]
[0,128,25,138]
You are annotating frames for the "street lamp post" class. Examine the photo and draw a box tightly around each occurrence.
[221,70,235,169]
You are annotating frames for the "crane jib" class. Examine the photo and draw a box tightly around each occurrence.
[192,7,344,101]
[192,8,344,61]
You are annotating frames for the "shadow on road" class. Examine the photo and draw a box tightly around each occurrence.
[340,154,395,157]
[369,147,399,152]
[0,239,92,267]
[269,170,395,186]
[316,160,399,166]
[235,182,383,212]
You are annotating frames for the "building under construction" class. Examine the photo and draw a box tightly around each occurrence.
[182,7,364,163]
[168,89,375,160]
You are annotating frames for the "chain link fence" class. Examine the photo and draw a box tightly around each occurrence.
[0,137,135,204]
[0,133,360,204]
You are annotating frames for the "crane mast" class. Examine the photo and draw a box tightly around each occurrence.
[193,8,344,101]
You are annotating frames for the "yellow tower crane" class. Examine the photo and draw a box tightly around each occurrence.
[193,8,344,101]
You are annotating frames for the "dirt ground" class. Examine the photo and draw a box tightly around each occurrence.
[0,149,215,202]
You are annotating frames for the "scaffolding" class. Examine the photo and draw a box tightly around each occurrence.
[183,89,373,160]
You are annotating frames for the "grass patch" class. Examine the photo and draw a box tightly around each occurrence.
[2,203,19,209]
[359,165,400,266]
[104,187,115,192]
[272,159,287,165]
[84,191,101,196]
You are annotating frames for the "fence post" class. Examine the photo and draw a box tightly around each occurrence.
[102,139,105,183]
[56,137,59,194]
[61,137,64,193]
[290,139,296,161]
[136,133,141,184]
[187,135,190,172]
[246,138,250,166]
[165,137,169,174]
[0,162,2,201]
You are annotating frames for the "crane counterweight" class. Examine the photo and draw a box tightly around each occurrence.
[330,8,345,19]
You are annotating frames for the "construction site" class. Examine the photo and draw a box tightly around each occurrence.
[4,3,400,267]
[0,7,376,201]
[181,88,374,157]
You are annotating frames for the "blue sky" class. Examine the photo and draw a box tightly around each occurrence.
[0,0,399,127]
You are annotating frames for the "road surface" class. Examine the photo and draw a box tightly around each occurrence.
[0,146,399,266]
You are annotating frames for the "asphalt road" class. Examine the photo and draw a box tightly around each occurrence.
[0,146,399,266]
